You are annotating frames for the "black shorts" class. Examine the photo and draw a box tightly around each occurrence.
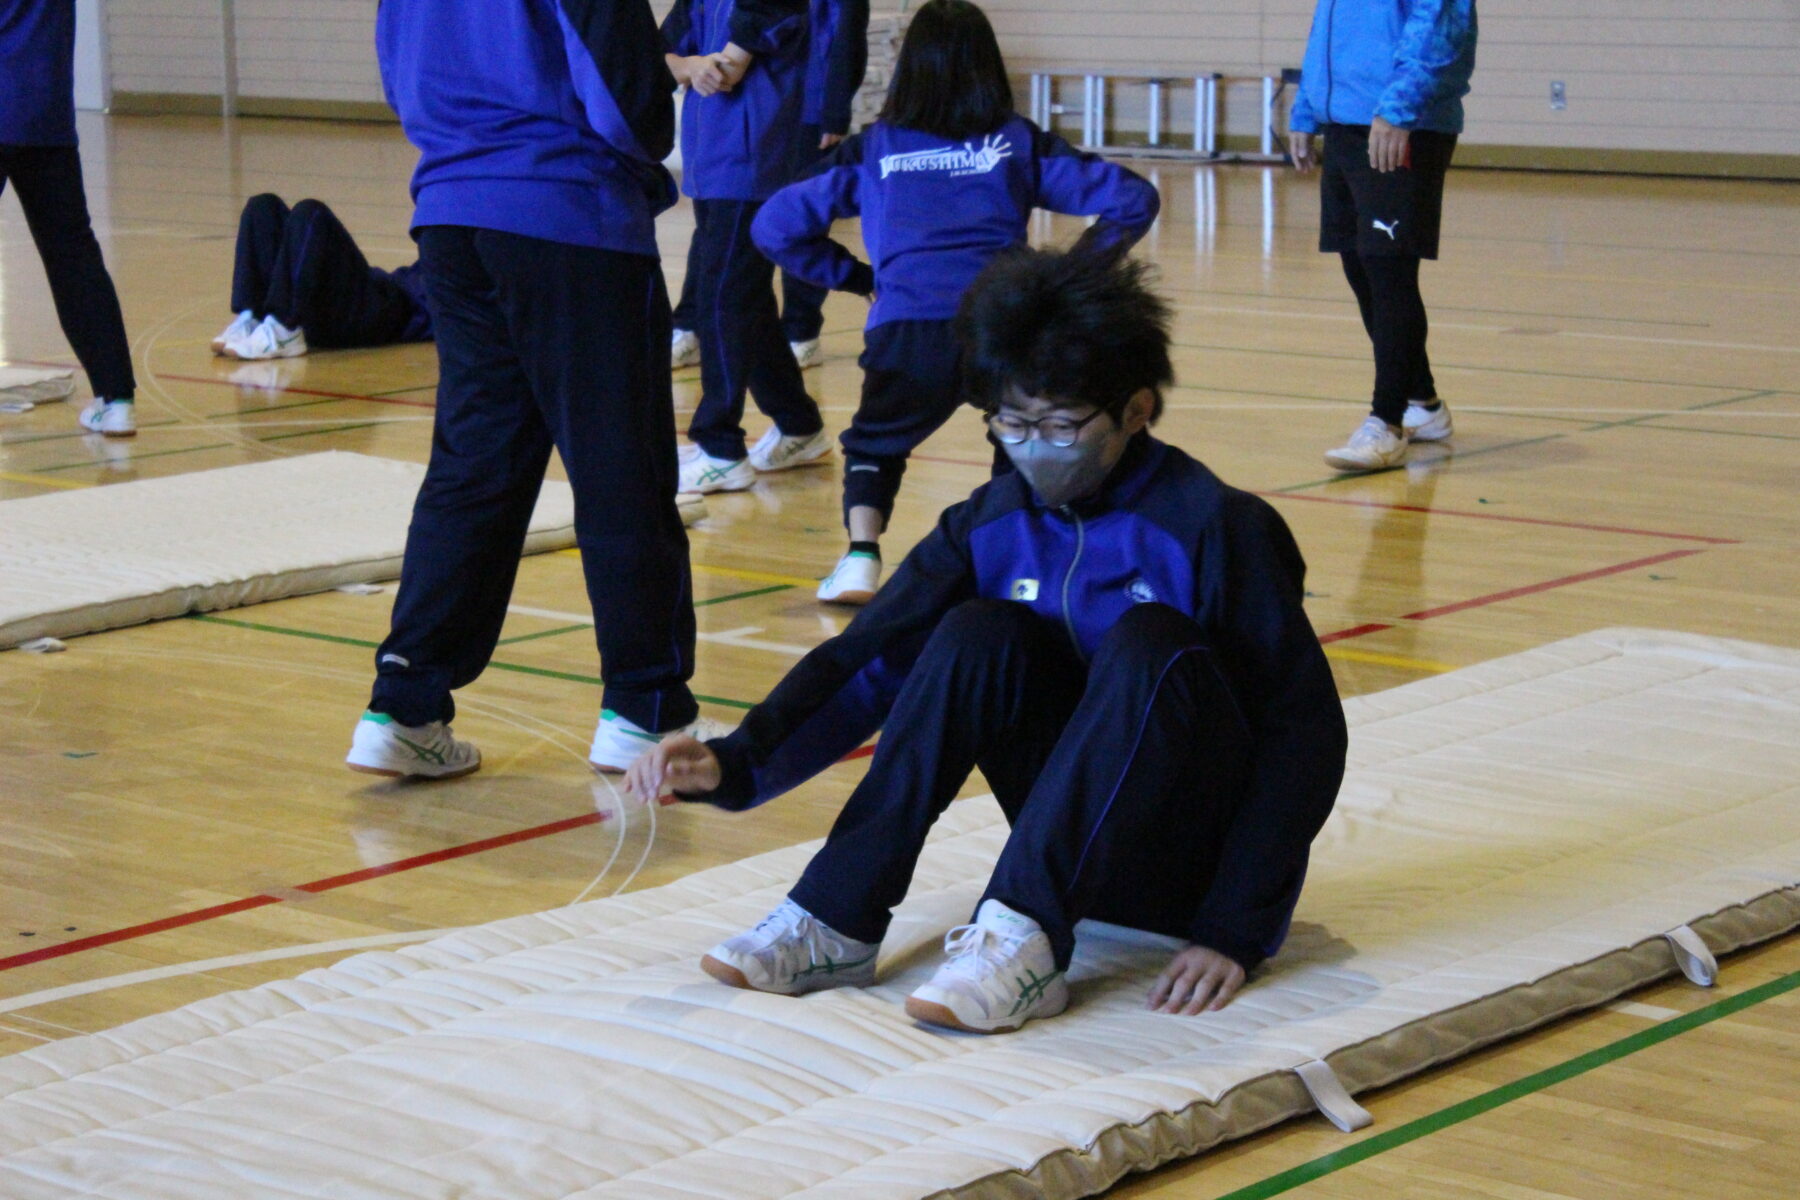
[1319,124,1457,259]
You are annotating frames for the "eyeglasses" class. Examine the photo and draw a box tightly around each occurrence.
[986,408,1107,447]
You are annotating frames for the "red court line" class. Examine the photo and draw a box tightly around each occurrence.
[0,895,281,973]
[155,372,437,410]
[295,812,604,895]
[1256,491,1737,545]
[1400,548,1706,622]
[1319,622,1395,644]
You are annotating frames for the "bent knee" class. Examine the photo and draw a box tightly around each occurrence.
[1094,602,1210,668]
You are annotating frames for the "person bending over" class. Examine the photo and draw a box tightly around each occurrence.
[213,194,432,361]
[626,248,1347,1033]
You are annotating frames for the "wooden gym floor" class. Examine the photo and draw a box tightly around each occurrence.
[2,115,1796,1198]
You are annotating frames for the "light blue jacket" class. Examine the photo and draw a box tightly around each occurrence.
[1290,0,1477,134]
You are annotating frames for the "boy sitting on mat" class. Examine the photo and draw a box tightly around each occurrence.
[626,248,1347,1033]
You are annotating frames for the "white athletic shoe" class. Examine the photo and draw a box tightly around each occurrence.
[678,444,756,493]
[905,899,1069,1034]
[1403,398,1453,442]
[1323,416,1410,472]
[702,899,880,995]
[747,425,832,472]
[345,711,481,780]
[817,550,881,605]
[671,328,700,369]
[77,399,137,438]
[588,709,736,773]
[211,310,257,356]
[677,491,708,527]
[228,315,308,360]
[790,338,822,370]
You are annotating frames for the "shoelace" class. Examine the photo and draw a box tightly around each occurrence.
[940,923,1013,981]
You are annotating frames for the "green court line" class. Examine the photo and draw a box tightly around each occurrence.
[206,394,356,418]
[1213,964,1800,1200]
[368,383,437,397]
[38,441,237,471]
[4,417,182,445]
[696,583,794,607]
[495,622,592,646]
[257,422,383,443]
[187,613,755,710]
[1623,421,1800,444]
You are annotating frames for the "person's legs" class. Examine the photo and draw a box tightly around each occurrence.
[981,603,1254,969]
[231,193,289,317]
[368,226,556,727]
[779,127,829,346]
[4,145,136,401]
[687,199,822,463]
[269,199,412,348]
[787,600,1085,944]
[838,320,964,534]
[487,231,699,733]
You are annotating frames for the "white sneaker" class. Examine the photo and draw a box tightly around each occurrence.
[747,425,832,472]
[588,708,736,773]
[1403,398,1453,442]
[702,899,880,995]
[212,310,257,356]
[345,711,481,779]
[1323,415,1409,472]
[790,338,822,370]
[677,491,708,527]
[677,445,756,493]
[671,328,700,369]
[817,550,881,605]
[905,899,1068,1033]
[77,399,137,438]
[227,315,307,360]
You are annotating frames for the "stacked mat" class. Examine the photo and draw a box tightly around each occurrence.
[1,629,1796,1198]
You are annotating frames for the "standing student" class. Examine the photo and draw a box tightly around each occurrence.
[0,0,138,437]
[627,249,1347,1034]
[753,0,1159,604]
[664,0,831,494]
[350,0,709,781]
[214,194,432,360]
[668,0,868,374]
[1289,0,1477,472]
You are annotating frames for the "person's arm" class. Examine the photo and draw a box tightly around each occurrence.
[750,138,874,296]
[1030,125,1162,260]
[554,0,678,164]
[680,500,979,810]
[820,0,870,138]
[1184,492,1348,973]
[1374,0,1477,130]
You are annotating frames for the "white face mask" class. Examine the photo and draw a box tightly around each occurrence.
[1004,430,1119,508]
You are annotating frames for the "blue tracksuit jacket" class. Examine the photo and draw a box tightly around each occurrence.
[0,0,77,145]
[662,0,811,200]
[1290,0,1478,134]
[700,434,1348,969]
[801,0,869,135]
[751,114,1161,328]
[375,0,678,257]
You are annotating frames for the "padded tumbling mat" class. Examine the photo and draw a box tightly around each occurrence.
[3,629,1797,1199]
[0,452,577,649]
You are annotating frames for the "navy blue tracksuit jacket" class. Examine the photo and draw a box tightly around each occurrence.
[663,0,812,200]
[700,435,1348,969]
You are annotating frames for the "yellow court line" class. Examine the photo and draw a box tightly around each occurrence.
[1325,647,1456,674]
[0,469,90,491]
[554,548,819,589]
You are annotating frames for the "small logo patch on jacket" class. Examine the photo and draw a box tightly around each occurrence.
[1127,577,1158,603]
[1011,578,1040,602]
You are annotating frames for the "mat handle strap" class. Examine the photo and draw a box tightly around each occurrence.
[1294,1059,1373,1133]
[1663,924,1718,987]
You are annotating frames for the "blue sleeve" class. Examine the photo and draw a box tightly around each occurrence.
[1374,0,1477,129]
[1030,125,1161,259]
[555,0,678,164]
[729,0,809,57]
[1288,84,1317,134]
[820,0,869,135]
[750,141,874,295]
[1185,493,1347,972]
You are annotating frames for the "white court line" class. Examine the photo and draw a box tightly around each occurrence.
[1606,1000,1683,1021]
[0,929,466,1016]
[507,604,813,657]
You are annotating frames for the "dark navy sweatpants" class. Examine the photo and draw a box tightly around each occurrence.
[841,318,967,530]
[788,600,1254,969]
[230,194,415,348]
[684,197,823,462]
[369,226,698,733]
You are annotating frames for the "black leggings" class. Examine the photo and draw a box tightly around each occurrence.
[1340,251,1436,427]
[0,144,135,400]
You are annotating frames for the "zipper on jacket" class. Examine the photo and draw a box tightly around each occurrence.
[1322,0,1336,126]
[1059,508,1087,660]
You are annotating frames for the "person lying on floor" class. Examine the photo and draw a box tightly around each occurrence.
[213,194,432,360]
[625,247,1347,1033]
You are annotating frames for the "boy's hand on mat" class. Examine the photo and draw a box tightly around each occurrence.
[1368,117,1411,173]
[1148,946,1245,1014]
[1289,131,1316,173]
[624,734,721,803]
